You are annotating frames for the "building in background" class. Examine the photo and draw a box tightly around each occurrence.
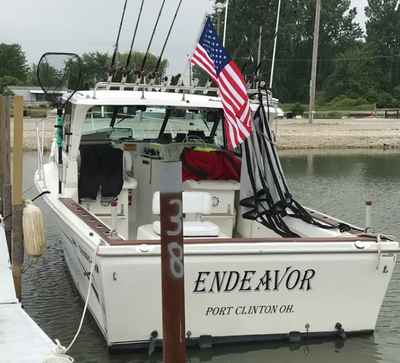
[6,86,47,105]
[6,86,66,106]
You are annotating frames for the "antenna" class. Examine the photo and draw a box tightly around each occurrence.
[246,9,298,87]
[122,0,146,81]
[107,0,128,82]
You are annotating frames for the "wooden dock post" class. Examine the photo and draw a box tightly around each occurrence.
[0,170,3,216]
[159,161,186,362]
[3,185,12,257]
[0,96,11,185]
[0,96,12,257]
[12,95,24,301]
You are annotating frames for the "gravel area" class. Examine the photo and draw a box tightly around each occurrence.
[273,118,400,150]
[11,117,400,152]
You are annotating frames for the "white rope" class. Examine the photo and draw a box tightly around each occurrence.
[45,241,101,362]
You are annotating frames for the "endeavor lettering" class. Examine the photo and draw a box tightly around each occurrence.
[193,266,315,293]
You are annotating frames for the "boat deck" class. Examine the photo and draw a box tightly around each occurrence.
[59,197,374,246]
[0,226,58,363]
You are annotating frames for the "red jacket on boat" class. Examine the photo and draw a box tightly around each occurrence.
[180,148,241,182]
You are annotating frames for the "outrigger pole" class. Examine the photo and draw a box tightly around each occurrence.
[107,0,128,82]
[121,0,146,83]
[248,7,293,88]
[134,0,166,84]
[269,0,282,89]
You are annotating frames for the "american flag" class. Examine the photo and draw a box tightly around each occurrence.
[191,17,253,149]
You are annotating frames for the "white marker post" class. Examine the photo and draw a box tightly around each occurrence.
[365,201,372,232]
[159,161,186,362]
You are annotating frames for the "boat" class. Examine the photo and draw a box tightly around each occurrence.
[33,76,399,352]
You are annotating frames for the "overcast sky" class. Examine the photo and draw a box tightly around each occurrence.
[1,0,367,77]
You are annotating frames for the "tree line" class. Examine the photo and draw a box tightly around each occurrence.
[1,0,399,108]
[0,45,168,95]
[193,0,400,108]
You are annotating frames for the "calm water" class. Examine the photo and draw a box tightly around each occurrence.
[20,149,400,363]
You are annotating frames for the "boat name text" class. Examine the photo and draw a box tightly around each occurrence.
[205,304,295,316]
[193,266,315,293]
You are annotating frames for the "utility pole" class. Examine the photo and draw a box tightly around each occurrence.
[308,0,322,124]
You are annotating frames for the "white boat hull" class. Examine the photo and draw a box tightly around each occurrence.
[41,186,397,350]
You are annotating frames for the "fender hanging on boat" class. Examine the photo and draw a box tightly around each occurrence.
[22,199,47,258]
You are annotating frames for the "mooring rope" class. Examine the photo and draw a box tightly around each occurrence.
[44,241,102,363]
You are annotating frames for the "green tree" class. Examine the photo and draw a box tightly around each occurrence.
[109,51,169,83]
[26,63,40,86]
[0,76,22,95]
[76,51,169,87]
[0,44,29,83]
[323,44,381,101]
[192,65,209,86]
[212,0,362,103]
[365,0,400,92]
[80,51,110,88]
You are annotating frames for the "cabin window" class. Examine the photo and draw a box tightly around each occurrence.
[114,107,212,141]
[83,106,221,143]
[84,106,115,132]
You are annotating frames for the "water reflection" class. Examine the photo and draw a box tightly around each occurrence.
[279,150,400,238]
[280,149,400,181]
[106,337,380,363]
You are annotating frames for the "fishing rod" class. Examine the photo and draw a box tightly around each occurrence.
[135,0,166,80]
[122,0,146,79]
[149,0,182,80]
[107,0,128,81]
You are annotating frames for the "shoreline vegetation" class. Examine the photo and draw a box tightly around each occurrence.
[15,117,400,153]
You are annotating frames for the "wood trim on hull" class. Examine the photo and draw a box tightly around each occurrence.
[59,197,379,246]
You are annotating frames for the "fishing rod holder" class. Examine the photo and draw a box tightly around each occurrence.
[121,67,131,77]
[91,79,275,102]
[107,66,117,76]
[149,71,161,78]
[92,81,220,98]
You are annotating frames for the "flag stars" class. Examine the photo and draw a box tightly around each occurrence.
[199,18,232,75]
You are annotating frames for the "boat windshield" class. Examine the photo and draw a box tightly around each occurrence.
[83,106,221,142]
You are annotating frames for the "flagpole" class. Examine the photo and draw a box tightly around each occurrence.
[177,13,210,88]
[222,0,229,47]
